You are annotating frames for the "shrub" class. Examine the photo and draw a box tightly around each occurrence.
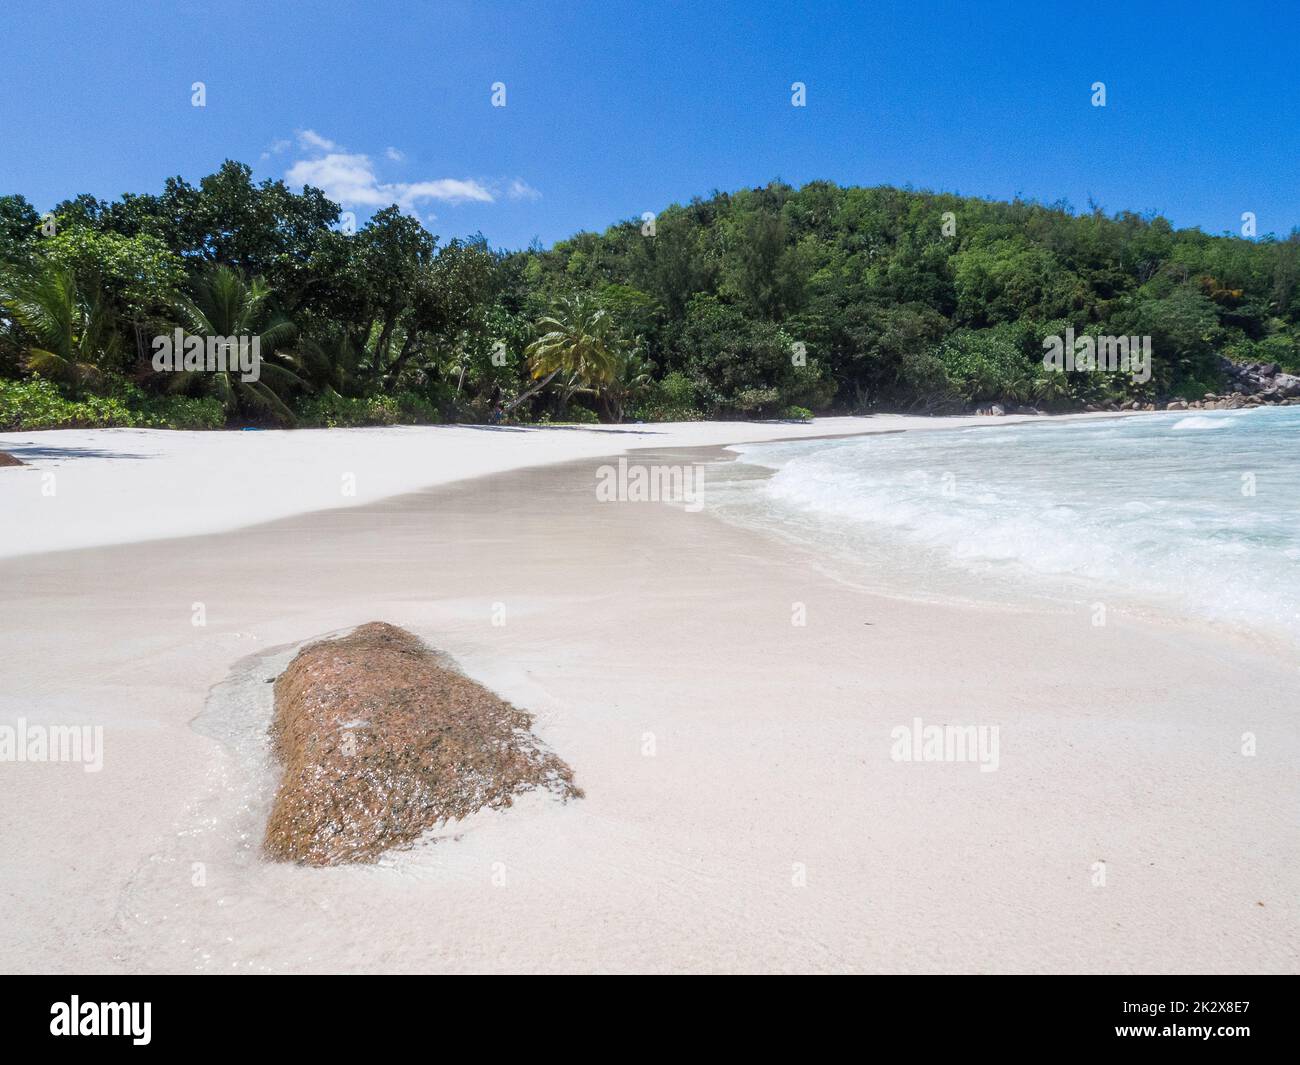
[296,394,376,428]
[634,371,703,421]
[1,378,106,429]
[538,404,600,424]
[1223,334,1300,374]
[295,390,442,428]
[732,386,781,416]
[0,377,134,430]
[1169,374,1222,402]
[111,382,226,429]
[394,391,441,424]
[131,393,226,429]
[0,378,227,430]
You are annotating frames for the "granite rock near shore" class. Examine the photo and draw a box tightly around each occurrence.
[263,622,582,866]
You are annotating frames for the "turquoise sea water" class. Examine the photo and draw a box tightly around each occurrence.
[717,407,1300,644]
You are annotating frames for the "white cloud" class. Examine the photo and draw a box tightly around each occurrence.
[286,151,494,210]
[506,178,542,202]
[297,129,340,152]
[260,138,292,161]
[280,131,530,216]
[397,178,495,205]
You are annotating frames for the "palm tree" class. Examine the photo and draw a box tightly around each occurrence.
[503,294,618,416]
[0,263,120,397]
[288,327,363,399]
[1031,368,1073,409]
[168,266,301,422]
[598,341,654,422]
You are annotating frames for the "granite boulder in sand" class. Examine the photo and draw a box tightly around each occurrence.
[264,622,582,865]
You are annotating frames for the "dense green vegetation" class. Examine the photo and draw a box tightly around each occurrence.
[3,164,1298,429]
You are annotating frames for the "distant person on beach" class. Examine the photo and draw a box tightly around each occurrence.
[488,385,504,425]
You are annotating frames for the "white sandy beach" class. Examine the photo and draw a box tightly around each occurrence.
[0,413,1066,560]
[1,415,1296,973]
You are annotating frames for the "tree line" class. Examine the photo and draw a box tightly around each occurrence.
[2,162,1297,429]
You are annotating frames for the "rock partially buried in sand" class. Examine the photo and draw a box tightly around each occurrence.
[264,622,582,865]
[0,451,25,467]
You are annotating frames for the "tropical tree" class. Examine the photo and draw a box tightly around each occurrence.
[0,194,41,265]
[597,340,654,422]
[504,294,619,415]
[0,262,120,396]
[1030,367,1073,408]
[288,327,363,399]
[167,266,300,421]
[42,225,185,365]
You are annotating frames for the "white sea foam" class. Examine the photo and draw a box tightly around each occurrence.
[718,407,1300,642]
[1171,415,1234,431]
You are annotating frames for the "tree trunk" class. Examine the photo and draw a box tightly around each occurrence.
[556,381,575,417]
[387,332,419,379]
[373,311,397,375]
[501,367,560,414]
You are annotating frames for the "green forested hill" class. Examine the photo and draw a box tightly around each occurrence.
[523,180,1300,414]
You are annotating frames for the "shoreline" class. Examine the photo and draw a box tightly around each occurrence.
[1,428,1296,973]
[707,435,1300,663]
[0,410,1146,562]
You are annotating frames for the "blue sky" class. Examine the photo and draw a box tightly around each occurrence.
[2,0,1297,250]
